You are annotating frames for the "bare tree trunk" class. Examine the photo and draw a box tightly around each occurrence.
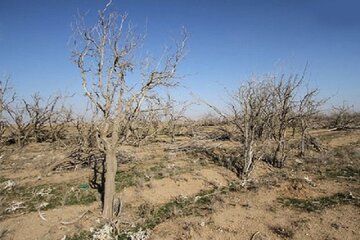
[274,139,285,167]
[103,149,117,219]
[72,3,188,218]
[300,130,305,157]
[299,119,308,157]
[16,135,22,148]
[292,125,296,137]
[34,128,38,142]
[243,138,253,176]
[171,124,176,143]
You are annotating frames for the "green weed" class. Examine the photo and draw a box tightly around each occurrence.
[66,231,92,240]
[279,192,360,212]
[115,169,145,191]
[323,166,360,181]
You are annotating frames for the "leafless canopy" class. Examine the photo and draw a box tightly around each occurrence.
[71,3,188,219]
[72,6,188,150]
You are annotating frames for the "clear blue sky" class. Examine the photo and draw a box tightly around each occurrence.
[1,0,359,116]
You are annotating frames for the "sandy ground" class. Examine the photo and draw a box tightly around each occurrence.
[0,129,359,240]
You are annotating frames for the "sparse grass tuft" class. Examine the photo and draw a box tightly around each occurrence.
[66,231,92,240]
[279,192,360,212]
[323,166,360,181]
[64,191,97,206]
[194,188,217,205]
[195,194,212,205]
[0,176,7,184]
[0,183,97,215]
[138,184,237,231]
[228,181,238,192]
[143,195,191,229]
[270,226,294,239]
[115,169,145,191]
[115,162,191,191]
[149,163,167,179]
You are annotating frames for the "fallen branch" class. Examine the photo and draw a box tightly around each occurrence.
[250,231,260,240]
[38,210,47,221]
[60,210,89,225]
[5,201,26,213]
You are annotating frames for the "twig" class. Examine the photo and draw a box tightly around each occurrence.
[250,231,260,240]
[38,209,48,221]
[60,210,89,225]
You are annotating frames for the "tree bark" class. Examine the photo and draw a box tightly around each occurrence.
[300,131,305,157]
[243,139,253,176]
[102,149,117,219]
[274,139,285,167]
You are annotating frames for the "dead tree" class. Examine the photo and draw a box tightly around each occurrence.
[72,4,188,219]
[228,79,270,176]
[0,75,14,140]
[0,76,11,119]
[266,71,306,167]
[163,94,190,143]
[296,88,325,156]
[205,78,270,177]
[23,93,61,142]
[48,105,73,143]
[129,97,163,146]
[331,103,354,130]
[1,77,33,146]
[74,105,97,149]
[5,102,32,147]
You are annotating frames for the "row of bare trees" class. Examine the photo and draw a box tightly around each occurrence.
[0,77,63,146]
[0,78,188,150]
[207,70,327,177]
[0,81,73,147]
[2,2,358,221]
